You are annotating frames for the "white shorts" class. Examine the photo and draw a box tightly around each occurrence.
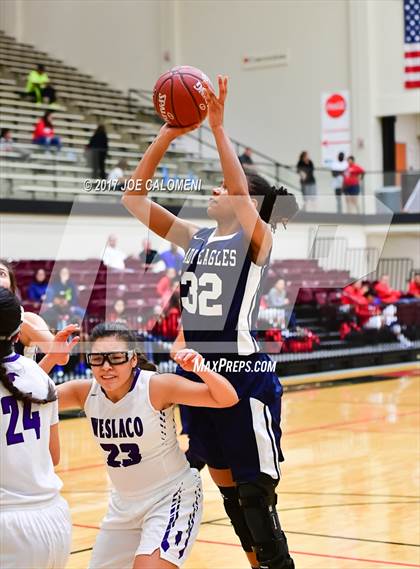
[0,496,72,569]
[89,468,203,568]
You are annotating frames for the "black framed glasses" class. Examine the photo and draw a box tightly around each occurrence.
[86,350,134,367]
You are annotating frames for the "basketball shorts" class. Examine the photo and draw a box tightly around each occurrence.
[177,352,284,483]
[0,496,71,569]
[89,468,202,568]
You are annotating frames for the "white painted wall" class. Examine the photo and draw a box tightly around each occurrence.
[396,114,420,170]
[4,0,162,92]
[2,212,401,269]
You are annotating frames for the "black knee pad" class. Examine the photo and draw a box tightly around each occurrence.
[238,475,294,569]
[219,486,253,553]
[185,448,206,471]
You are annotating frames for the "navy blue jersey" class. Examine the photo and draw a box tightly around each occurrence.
[180,227,269,356]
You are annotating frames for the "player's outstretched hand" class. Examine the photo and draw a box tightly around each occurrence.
[203,75,228,131]
[159,122,201,142]
[50,324,80,366]
[173,348,206,373]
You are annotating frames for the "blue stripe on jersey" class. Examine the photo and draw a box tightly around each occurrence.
[180,227,269,356]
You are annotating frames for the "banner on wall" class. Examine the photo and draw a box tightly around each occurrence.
[320,91,351,166]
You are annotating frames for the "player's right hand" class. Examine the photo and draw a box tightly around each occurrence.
[158,123,201,141]
[49,324,80,365]
[173,348,205,373]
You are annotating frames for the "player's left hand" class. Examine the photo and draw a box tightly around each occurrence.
[173,348,205,373]
[203,75,227,131]
[50,324,80,365]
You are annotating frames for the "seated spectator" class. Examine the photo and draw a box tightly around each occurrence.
[374,275,401,304]
[408,272,420,298]
[139,239,159,267]
[159,243,183,273]
[32,111,61,151]
[49,267,84,319]
[342,280,370,306]
[102,234,127,270]
[342,280,377,325]
[41,291,81,332]
[107,158,129,190]
[157,268,178,307]
[147,294,181,341]
[27,268,48,302]
[267,279,289,308]
[25,63,57,105]
[109,298,128,325]
[238,147,255,171]
[0,128,30,160]
[87,124,108,179]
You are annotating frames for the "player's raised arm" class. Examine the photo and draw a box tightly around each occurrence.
[203,75,273,264]
[121,124,200,250]
[150,349,239,410]
[56,379,92,411]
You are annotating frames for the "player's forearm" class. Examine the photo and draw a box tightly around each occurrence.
[124,133,172,198]
[212,126,249,196]
[38,353,60,374]
[196,366,239,407]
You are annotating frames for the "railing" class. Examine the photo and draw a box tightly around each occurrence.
[309,235,414,287]
[375,258,413,291]
[127,89,420,216]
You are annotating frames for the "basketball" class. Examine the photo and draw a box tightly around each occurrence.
[153,65,212,127]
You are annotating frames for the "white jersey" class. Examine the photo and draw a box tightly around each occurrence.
[84,368,189,497]
[0,353,62,509]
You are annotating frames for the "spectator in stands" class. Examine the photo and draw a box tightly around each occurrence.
[27,268,48,303]
[159,243,183,273]
[109,298,128,325]
[87,124,108,179]
[267,278,289,309]
[32,111,61,151]
[342,280,375,325]
[139,239,159,267]
[49,267,84,319]
[374,275,401,304]
[297,151,317,209]
[107,158,129,190]
[157,268,178,307]
[42,291,80,332]
[330,151,347,214]
[25,63,57,105]
[102,234,127,270]
[0,128,30,160]
[238,147,255,171]
[147,293,181,341]
[408,272,420,298]
[343,155,364,214]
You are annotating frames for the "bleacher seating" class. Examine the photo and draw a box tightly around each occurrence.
[0,30,219,201]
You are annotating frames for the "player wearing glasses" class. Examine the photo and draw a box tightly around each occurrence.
[55,322,238,569]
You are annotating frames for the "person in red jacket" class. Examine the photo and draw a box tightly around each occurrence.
[407,272,420,298]
[343,155,364,214]
[32,111,61,150]
[374,275,401,304]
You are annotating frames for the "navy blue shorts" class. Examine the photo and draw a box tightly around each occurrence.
[344,184,360,196]
[177,353,284,483]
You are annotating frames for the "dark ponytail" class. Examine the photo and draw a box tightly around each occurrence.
[90,322,157,372]
[0,287,57,405]
[245,172,299,231]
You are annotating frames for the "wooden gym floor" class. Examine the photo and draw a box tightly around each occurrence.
[60,368,419,569]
